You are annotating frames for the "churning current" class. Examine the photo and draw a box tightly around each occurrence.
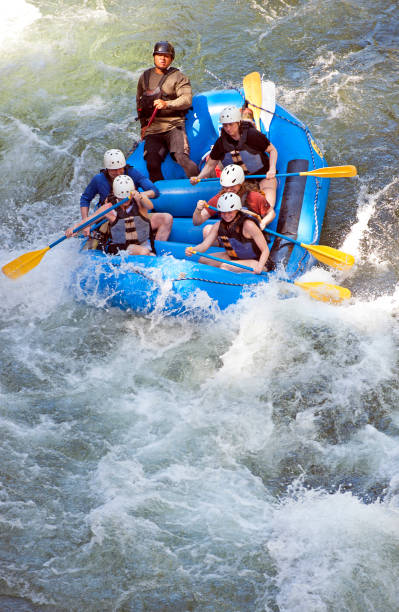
[0,1,399,610]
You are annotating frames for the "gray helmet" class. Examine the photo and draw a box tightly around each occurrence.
[153,41,175,60]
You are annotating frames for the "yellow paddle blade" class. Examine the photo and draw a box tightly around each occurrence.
[2,247,50,280]
[302,243,355,270]
[294,281,351,304]
[301,165,357,178]
[243,72,262,130]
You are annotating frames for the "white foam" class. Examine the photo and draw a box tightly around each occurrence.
[47,96,108,122]
[0,0,41,46]
[268,478,399,610]
[342,177,399,266]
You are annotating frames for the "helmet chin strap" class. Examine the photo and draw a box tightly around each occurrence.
[154,65,170,74]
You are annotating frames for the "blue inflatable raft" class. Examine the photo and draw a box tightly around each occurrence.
[72,87,330,315]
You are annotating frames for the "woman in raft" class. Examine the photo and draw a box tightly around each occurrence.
[66,175,156,255]
[192,164,275,244]
[186,191,269,274]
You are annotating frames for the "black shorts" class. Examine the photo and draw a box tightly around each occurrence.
[144,125,190,161]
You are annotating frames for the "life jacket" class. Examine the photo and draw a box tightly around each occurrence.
[217,211,262,260]
[220,123,269,175]
[89,196,155,254]
[137,68,187,120]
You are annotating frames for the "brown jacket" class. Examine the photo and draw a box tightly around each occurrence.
[136,67,193,134]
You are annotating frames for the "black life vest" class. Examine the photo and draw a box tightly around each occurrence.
[220,123,269,175]
[217,211,261,260]
[137,68,186,120]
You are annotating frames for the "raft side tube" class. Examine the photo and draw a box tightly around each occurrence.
[168,217,218,243]
[269,159,308,269]
[152,180,220,216]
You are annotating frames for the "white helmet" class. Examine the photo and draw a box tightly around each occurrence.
[220,164,245,187]
[113,175,135,200]
[219,106,241,124]
[104,149,126,170]
[217,192,242,212]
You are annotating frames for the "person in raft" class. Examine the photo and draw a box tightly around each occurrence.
[185,192,269,274]
[136,41,199,182]
[80,149,172,240]
[192,164,276,244]
[66,175,155,256]
[190,105,278,208]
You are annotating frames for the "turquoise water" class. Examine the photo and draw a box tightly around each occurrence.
[1,1,399,610]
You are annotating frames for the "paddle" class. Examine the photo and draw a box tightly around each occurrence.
[260,79,275,135]
[199,165,357,181]
[145,107,158,132]
[262,228,354,270]
[140,107,158,140]
[247,165,357,179]
[2,197,129,280]
[205,203,355,271]
[243,72,262,130]
[187,249,351,303]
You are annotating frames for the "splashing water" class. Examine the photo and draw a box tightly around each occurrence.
[1,0,399,610]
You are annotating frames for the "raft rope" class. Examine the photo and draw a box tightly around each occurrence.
[174,273,248,287]
[126,265,251,287]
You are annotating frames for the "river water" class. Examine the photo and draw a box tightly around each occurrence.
[1,1,399,610]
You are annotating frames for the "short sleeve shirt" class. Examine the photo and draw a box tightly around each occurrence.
[210,128,271,161]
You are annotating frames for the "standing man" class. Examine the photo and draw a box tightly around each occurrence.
[80,149,172,240]
[136,41,199,182]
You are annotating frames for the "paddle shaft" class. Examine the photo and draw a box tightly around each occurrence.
[49,197,129,249]
[200,165,356,182]
[188,250,351,302]
[141,108,158,138]
[207,201,309,253]
[190,250,266,274]
[206,203,305,248]
[204,204,354,271]
[247,172,324,178]
[189,249,297,283]
[147,107,158,128]
[202,171,321,181]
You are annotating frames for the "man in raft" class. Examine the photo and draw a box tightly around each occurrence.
[192,163,275,242]
[185,192,269,274]
[136,41,199,182]
[190,105,278,208]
